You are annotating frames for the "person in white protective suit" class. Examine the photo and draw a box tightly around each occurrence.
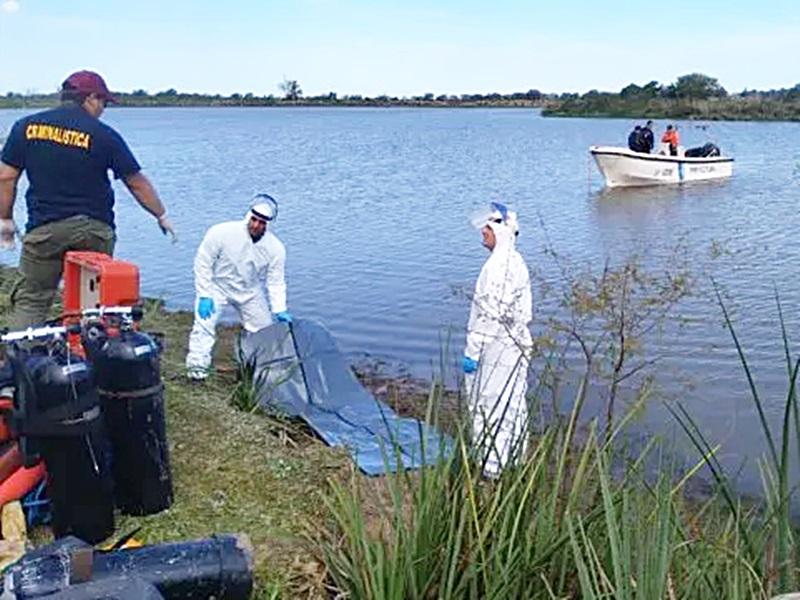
[462,201,533,477]
[185,194,292,381]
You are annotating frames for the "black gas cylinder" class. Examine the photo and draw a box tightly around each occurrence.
[10,347,114,544]
[85,330,173,515]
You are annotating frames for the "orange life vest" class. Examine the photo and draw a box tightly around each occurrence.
[661,130,679,146]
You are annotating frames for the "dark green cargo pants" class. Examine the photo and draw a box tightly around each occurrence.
[10,215,115,329]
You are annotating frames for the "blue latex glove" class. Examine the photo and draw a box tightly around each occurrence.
[462,355,478,374]
[197,297,215,320]
[275,311,293,323]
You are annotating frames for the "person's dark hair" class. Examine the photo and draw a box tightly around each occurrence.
[634,125,641,130]
[666,124,673,130]
[646,120,653,126]
[60,82,89,104]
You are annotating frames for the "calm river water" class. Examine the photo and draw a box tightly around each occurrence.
[2,107,800,493]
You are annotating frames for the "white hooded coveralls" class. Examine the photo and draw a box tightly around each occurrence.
[465,212,533,476]
[185,218,287,376]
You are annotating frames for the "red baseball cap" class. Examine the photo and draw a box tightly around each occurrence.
[61,70,118,103]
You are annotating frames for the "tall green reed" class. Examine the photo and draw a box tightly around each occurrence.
[668,286,800,596]
[320,376,673,598]
[317,305,800,598]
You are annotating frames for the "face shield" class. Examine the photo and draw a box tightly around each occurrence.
[469,201,510,230]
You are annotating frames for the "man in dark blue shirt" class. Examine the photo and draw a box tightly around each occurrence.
[627,125,643,152]
[0,70,176,328]
[640,120,655,154]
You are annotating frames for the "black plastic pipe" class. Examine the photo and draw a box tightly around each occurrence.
[3,534,253,600]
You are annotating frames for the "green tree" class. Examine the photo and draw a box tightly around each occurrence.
[620,80,661,99]
[641,80,661,97]
[279,79,302,101]
[786,83,800,101]
[619,83,642,98]
[671,73,727,99]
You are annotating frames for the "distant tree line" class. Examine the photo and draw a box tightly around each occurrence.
[0,77,547,109]
[543,73,800,121]
[2,74,799,120]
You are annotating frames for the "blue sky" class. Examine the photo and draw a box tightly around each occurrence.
[1,0,797,96]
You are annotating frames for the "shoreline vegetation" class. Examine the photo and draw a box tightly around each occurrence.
[0,88,547,110]
[4,253,800,597]
[542,72,800,121]
[1,73,799,121]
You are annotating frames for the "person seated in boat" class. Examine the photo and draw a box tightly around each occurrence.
[627,125,644,152]
[661,124,680,156]
[640,120,655,153]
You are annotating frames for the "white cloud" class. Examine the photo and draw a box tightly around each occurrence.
[1,0,20,14]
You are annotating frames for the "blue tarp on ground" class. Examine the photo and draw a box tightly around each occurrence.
[238,319,450,475]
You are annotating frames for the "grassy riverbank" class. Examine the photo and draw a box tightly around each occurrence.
[0,266,351,597]
[0,264,457,597]
[2,263,800,598]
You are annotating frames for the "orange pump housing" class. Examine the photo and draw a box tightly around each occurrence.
[63,251,140,313]
[62,252,140,354]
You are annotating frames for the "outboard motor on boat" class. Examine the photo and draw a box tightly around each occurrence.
[81,308,173,516]
[2,327,114,544]
[684,142,721,158]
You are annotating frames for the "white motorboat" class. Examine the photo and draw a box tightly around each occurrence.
[590,145,733,188]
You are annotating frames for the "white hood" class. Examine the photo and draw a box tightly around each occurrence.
[471,203,519,251]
